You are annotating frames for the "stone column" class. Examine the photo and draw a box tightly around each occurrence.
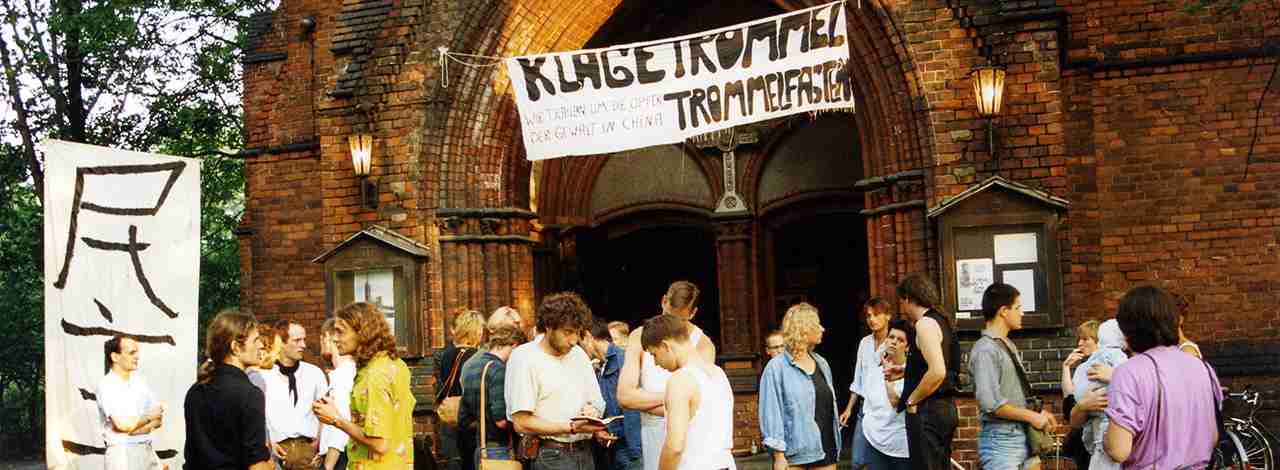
[434,208,539,329]
[716,215,752,363]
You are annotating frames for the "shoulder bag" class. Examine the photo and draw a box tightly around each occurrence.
[435,348,469,426]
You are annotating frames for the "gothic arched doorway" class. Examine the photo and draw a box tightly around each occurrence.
[574,211,721,345]
[755,113,870,412]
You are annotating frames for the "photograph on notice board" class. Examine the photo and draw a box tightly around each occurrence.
[956,258,994,312]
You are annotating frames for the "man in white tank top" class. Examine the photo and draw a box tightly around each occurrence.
[639,314,736,470]
[617,282,717,470]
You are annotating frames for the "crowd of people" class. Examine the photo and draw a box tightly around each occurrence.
[90,274,1226,470]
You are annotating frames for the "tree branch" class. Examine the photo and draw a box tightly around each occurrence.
[58,0,86,142]
[0,35,44,202]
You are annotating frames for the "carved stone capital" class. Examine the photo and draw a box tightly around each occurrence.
[713,217,753,239]
[436,217,462,234]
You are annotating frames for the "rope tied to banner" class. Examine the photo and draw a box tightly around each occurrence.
[438,46,506,89]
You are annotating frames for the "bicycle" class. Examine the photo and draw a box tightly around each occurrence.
[1213,385,1275,470]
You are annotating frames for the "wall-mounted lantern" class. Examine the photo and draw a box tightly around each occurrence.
[349,133,377,209]
[970,64,1006,163]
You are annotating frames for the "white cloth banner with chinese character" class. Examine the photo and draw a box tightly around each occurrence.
[506,0,852,160]
[42,139,199,469]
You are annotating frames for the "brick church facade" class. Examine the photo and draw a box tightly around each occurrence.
[238,0,1280,466]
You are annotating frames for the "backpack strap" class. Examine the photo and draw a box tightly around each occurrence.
[480,360,493,447]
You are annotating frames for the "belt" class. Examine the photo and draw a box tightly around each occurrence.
[540,439,592,451]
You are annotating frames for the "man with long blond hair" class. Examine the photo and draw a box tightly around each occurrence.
[314,302,417,469]
[759,303,842,470]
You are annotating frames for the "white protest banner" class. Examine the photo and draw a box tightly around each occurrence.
[43,139,199,469]
[506,1,852,160]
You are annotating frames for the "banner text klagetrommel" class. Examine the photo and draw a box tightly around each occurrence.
[505,1,851,160]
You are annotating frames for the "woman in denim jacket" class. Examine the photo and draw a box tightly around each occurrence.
[759,303,842,470]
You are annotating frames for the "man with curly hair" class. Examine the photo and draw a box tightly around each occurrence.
[505,292,610,470]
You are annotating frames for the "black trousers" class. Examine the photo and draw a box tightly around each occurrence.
[905,397,959,470]
[458,428,478,470]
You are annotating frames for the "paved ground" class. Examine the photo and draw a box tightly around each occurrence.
[0,461,41,470]
[735,453,856,470]
[0,456,853,470]
[2,454,857,470]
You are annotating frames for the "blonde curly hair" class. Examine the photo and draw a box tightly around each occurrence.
[782,302,824,355]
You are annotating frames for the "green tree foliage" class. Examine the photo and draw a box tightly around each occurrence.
[0,0,273,457]
[0,145,44,457]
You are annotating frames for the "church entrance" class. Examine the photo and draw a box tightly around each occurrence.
[764,201,870,412]
[574,212,721,345]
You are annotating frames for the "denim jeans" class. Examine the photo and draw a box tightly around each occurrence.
[978,423,1040,470]
[474,445,515,464]
[534,446,595,470]
[865,444,910,470]
[851,413,872,466]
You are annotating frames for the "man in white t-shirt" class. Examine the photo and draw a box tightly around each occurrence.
[96,336,164,470]
[318,318,355,470]
[861,321,911,468]
[506,292,610,470]
[263,320,329,470]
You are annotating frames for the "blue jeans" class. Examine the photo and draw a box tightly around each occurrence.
[474,445,515,463]
[851,413,872,466]
[534,445,595,470]
[978,423,1039,470]
[611,448,641,470]
[865,444,910,470]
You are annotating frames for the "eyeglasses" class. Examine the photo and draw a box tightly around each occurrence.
[765,344,786,351]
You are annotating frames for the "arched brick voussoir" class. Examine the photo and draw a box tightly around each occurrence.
[426,0,624,210]
[430,0,944,212]
[847,0,936,177]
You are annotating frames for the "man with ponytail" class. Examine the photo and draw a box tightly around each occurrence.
[183,309,274,470]
[618,281,717,470]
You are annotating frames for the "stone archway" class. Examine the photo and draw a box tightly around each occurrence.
[420,0,953,454]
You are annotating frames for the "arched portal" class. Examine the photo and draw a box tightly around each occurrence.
[755,113,869,410]
[430,0,938,454]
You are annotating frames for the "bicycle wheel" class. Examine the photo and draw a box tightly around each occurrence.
[1213,428,1251,470]
[1234,423,1275,470]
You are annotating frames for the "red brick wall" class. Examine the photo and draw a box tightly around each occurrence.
[241,0,1280,463]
